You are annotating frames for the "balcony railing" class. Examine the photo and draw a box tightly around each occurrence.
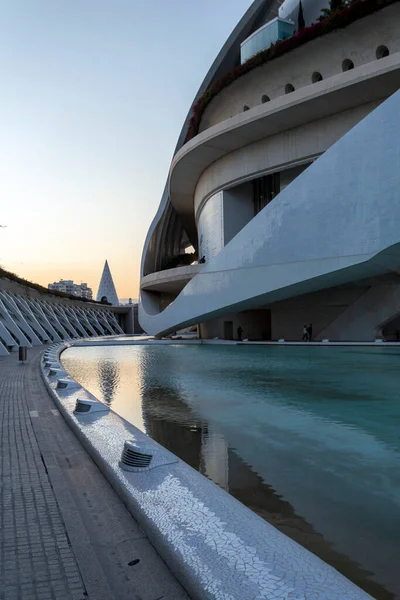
[240,17,296,64]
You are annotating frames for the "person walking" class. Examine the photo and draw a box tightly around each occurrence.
[302,325,308,341]
[308,323,313,342]
[237,325,243,341]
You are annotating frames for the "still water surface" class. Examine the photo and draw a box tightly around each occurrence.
[62,344,400,599]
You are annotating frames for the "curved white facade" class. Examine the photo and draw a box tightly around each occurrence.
[139,0,400,341]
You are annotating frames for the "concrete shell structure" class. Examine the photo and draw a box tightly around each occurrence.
[96,260,119,306]
[139,0,400,341]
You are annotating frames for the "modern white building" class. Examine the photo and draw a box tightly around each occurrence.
[48,279,93,300]
[139,0,400,341]
[96,260,119,306]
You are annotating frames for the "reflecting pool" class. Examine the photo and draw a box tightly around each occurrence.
[62,344,400,599]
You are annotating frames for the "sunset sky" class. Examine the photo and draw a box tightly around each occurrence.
[0,0,250,300]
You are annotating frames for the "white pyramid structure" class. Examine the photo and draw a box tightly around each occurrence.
[96,260,119,306]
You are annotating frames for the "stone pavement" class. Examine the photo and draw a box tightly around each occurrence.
[0,347,189,600]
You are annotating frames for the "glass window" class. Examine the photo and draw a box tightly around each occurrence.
[241,18,295,63]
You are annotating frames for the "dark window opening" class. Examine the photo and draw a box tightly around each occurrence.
[253,173,280,215]
[376,45,389,59]
[342,59,354,71]
[312,71,323,83]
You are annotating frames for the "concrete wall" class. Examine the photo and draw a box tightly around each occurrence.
[199,281,400,342]
[200,309,271,340]
[194,100,381,217]
[198,173,310,266]
[197,186,255,262]
[316,283,400,341]
[0,277,135,334]
[223,183,255,245]
[0,276,125,354]
[268,286,368,341]
[200,3,400,130]
[198,192,224,262]
[0,275,103,311]
[160,293,179,312]
[280,164,309,192]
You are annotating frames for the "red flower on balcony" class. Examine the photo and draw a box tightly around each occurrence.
[185,0,397,143]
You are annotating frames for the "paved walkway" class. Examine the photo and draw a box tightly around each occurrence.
[0,347,189,600]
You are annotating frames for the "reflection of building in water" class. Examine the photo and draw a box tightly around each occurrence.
[97,359,120,405]
[224,448,390,600]
[141,384,204,470]
[139,377,390,599]
[200,425,229,490]
[141,381,230,488]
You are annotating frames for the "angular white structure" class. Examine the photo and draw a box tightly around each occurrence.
[0,286,124,356]
[139,0,400,341]
[96,260,119,306]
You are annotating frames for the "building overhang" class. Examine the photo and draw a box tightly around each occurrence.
[168,54,400,226]
[141,264,203,295]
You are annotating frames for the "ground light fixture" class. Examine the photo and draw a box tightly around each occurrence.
[119,440,178,472]
[48,367,68,377]
[56,378,81,390]
[73,398,110,415]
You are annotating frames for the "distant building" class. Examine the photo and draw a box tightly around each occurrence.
[78,282,93,300]
[119,297,138,306]
[96,260,119,306]
[48,279,93,300]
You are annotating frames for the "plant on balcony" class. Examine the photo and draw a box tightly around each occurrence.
[320,0,348,19]
[185,0,398,142]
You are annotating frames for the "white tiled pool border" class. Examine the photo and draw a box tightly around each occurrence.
[41,341,373,600]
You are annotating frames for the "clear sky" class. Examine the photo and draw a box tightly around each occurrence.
[0,0,250,299]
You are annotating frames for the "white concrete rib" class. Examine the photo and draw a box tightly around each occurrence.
[0,290,124,354]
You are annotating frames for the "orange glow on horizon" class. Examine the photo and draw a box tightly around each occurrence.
[2,260,140,302]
